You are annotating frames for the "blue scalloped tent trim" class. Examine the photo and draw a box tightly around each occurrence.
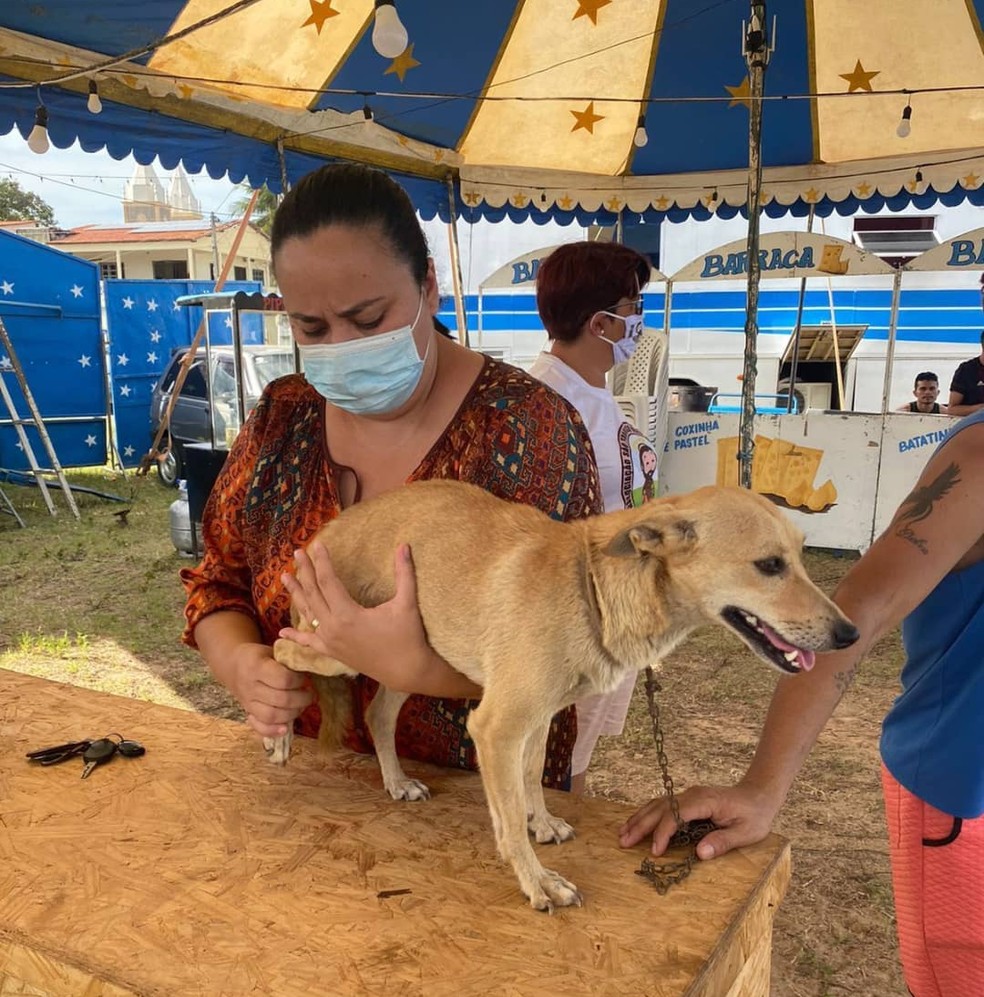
[2,76,982,226]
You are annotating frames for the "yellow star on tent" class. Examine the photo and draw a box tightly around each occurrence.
[856,181,872,197]
[725,76,751,109]
[177,84,195,100]
[385,44,421,83]
[571,101,604,133]
[654,195,670,210]
[839,60,879,93]
[573,0,612,25]
[511,192,529,207]
[962,172,981,188]
[557,195,574,210]
[605,196,622,212]
[462,191,480,205]
[804,187,820,203]
[302,0,339,35]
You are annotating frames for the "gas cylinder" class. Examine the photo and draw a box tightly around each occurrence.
[169,479,196,557]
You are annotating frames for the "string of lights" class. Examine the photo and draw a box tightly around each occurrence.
[0,158,247,221]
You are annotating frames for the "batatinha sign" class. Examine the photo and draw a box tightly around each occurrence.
[671,232,893,282]
[905,227,984,272]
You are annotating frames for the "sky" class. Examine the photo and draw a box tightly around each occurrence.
[0,129,583,295]
[0,129,246,228]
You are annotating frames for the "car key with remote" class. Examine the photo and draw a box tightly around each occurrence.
[80,738,118,779]
[117,739,146,758]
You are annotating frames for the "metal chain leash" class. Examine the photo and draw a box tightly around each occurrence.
[635,666,717,895]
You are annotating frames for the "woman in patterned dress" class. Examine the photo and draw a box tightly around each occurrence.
[181,164,601,788]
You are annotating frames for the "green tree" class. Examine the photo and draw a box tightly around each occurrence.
[233,183,278,236]
[0,177,56,226]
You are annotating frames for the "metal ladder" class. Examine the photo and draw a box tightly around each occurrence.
[0,316,81,520]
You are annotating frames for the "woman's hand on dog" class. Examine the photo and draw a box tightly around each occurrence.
[231,642,314,739]
[618,782,781,860]
[279,541,482,699]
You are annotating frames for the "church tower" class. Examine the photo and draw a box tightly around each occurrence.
[166,164,202,220]
[123,163,168,223]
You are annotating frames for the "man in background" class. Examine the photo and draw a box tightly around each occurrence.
[948,331,984,417]
[896,372,947,414]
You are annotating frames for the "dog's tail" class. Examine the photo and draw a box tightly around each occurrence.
[311,675,354,751]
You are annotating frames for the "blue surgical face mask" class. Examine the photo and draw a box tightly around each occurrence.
[598,311,644,364]
[298,294,427,415]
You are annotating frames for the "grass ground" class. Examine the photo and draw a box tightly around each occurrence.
[0,469,906,995]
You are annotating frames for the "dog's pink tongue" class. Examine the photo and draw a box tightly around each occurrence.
[761,623,816,672]
[797,649,816,672]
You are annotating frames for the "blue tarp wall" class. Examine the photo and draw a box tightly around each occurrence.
[105,279,262,466]
[0,228,106,471]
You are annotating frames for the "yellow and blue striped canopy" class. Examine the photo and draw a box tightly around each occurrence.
[1,0,983,221]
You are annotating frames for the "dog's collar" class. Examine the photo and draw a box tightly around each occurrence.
[581,558,604,634]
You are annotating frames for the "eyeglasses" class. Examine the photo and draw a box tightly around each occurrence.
[604,297,644,316]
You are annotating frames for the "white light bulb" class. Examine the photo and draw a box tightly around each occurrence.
[27,106,49,154]
[896,105,912,139]
[87,81,103,115]
[633,125,648,148]
[372,1,409,59]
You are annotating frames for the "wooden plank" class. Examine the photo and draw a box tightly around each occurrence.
[0,669,790,997]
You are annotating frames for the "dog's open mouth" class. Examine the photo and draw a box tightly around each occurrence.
[720,607,817,674]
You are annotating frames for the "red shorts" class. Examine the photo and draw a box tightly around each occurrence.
[881,763,984,996]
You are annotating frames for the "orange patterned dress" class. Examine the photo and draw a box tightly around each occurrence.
[181,357,602,788]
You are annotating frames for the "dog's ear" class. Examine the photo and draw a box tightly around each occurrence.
[604,518,697,559]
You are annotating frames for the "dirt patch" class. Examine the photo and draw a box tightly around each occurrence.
[1,474,905,994]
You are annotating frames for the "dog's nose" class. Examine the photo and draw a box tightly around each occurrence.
[832,620,860,649]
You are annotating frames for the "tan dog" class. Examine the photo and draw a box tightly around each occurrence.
[269,479,857,912]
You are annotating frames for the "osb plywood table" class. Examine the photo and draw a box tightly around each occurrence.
[0,669,791,997]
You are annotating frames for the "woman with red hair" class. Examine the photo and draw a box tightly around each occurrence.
[530,240,656,793]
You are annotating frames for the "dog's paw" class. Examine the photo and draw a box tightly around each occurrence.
[263,733,291,766]
[528,813,575,844]
[527,868,583,913]
[385,777,431,802]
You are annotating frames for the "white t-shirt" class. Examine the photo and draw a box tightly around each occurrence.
[529,351,659,777]
[528,351,658,513]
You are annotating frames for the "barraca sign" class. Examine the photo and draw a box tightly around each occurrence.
[510,258,543,285]
[700,246,819,278]
[671,232,893,283]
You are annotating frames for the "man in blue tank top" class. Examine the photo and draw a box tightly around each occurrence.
[620,411,984,997]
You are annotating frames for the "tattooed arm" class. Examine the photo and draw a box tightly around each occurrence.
[620,422,984,860]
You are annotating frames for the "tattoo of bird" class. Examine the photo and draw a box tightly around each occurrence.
[896,462,962,526]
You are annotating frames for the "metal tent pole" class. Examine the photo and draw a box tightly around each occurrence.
[737,2,772,489]
[880,268,904,413]
[445,177,470,348]
[785,205,814,411]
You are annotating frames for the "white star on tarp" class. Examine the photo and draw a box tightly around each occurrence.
[0,355,11,370]
[172,301,181,311]
[122,297,135,309]
[85,434,98,447]
[150,330,162,343]
[119,384,132,397]
[124,445,135,457]
[147,299,159,312]
[78,354,91,368]
[117,354,129,366]
[1,280,13,295]
[224,316,233,328]
[147,352,158,364]
[70,284,84,298]
[15,440,23,451]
